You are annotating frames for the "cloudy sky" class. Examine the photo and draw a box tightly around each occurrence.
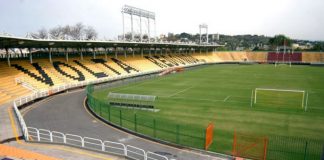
[1,0,324,40]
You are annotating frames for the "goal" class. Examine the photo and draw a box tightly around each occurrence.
[232,131,268,160]
[251,88,309,111]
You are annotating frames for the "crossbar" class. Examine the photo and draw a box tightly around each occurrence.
[255,88,305,93]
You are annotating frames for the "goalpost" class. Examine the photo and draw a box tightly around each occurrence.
[274,46,293,68]
[251,88,309,111]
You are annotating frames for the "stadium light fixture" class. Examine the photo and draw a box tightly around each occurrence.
[199,23,208,44]
[121,5,156,43]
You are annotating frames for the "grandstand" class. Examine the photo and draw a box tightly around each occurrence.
[1,35,324,160]
[1,43,324,105]
[0,35,323,105]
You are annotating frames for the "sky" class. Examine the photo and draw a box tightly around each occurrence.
[0,0,324,41]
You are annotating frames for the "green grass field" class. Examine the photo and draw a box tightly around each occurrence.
[90,64,324,159]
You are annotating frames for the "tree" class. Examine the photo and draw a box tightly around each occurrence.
[30,28,48,39]
[70,22,85,40]
[312,43,324,51]
[167,33,177,41]
[49,26,63,39]
[31,22,98,40]
[62,25,71,39]
[269,34,292,49]
[84,26,98,40]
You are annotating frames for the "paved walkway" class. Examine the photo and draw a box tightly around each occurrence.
[0,144,59,160]
[0,88,228,160]
[23,89,228,160]
[0,101,124,160]
[0,102,18,143]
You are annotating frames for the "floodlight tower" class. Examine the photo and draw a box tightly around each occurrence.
[199,23,208,44]
[121,5,156,42]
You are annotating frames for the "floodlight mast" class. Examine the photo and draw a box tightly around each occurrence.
[121,5,156,42]
[199,23,208,44]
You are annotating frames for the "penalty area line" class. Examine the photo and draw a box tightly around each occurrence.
[168,86,195,98]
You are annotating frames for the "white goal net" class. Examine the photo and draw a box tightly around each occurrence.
[251,88,308,111]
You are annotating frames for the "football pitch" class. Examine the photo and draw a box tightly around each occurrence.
[91,64,324,157]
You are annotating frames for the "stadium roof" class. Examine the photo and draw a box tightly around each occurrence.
[0,35,223,49]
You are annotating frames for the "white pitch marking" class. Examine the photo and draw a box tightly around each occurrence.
[223,96,231,102]
[168,86,195,98]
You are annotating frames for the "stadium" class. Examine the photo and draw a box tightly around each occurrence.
[1,1,324,160]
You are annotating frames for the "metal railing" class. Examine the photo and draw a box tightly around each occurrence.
[26,127,168,160]
[13,102,28,139]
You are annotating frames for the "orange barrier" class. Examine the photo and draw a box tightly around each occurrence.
[205,123,214,150]
[232,131,268,160]
[159,67,184,76]
[0,144,60,160]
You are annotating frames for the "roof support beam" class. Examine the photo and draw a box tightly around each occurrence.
[65,48,68,62]
[104,48,108,61]
[124,47,127,58]
[29,48,33,64]
[19,49,23,59]
[93,48,96,59]
[80,48,83,61]
[48,47,52,64]
[5,48,10,67]
[114,47,117,59]
[141,48,143,57]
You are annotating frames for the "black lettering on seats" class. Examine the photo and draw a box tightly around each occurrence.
[91,59,121,75]
[153,56,174,67]
[73,60,108,78]
[180,54,197,63]
[12,63,54,86]
[160,55,179,66]
[53,61,85,81]
[174,55,190,63]
[179,55,193,63]
[167,55,186,65]
[185,54,200,63]
[111,58,139,73]
[144,56,167,68]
